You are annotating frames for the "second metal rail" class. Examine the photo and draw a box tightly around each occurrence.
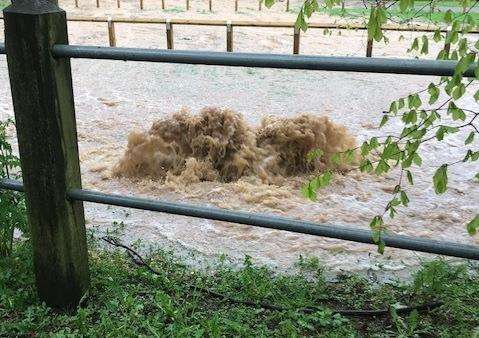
[1,178,478,260]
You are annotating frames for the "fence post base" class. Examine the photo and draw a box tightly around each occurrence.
[366,39,373,57]
[226,21,233,52]
[166,19,174,49]
[3,0,90,310]
[293,26,300,54]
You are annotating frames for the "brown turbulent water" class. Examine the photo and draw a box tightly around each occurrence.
[113,107,356,183]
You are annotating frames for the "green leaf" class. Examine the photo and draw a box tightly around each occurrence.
[375,160,390,175]
[369,215,383,242]
[466,215,479,235]
[400,190,409,206]
[433,165,448,195]
[301,182,317,200]
[307,149,323,163]
[465,131,475,145]
[379,115,389,127]
[444,10,453,23]
[359,159,373,173]
[420,35,429,55]
[428,83,440,104]
[264,0,275,8]
[452,84,466,100]
[412,153,422,166]
[377,239,385,254]
[406,170,414,185]
[360,141,370,157]
[331,153,341,166]
[474,90,479,101]
[408,94,421,109]
[389,101,398,114]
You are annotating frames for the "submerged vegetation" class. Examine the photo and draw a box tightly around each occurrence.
[1,239,478,337]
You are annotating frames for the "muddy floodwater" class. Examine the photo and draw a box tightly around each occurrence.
[0,6,478,279]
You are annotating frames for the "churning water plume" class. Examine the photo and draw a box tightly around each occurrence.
[113,107,357,184]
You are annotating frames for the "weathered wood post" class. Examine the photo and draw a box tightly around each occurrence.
[444,26,452,56]
[140,0,144,10]
[293,26,300,54]
[226,21,233,52]
[162,0,165,9]
[186,0,190,10]
[235,0,238,12]
[3,0,90,309]
[366,38,373,57]
[96,0,100,8]
[108,17,116,47]
[117,0,120,8]
[209,0,212,11]
[75,0,79,8]
[285,0,289,12]
[259,0,262,11]
[166,19,174,49]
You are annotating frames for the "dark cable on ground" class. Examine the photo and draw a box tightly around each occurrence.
[101,236,443,317]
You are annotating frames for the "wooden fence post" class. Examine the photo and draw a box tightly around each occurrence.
[3,0,90,309]
[259,0,262,11]
[117,0,120,8]
[75,0,79,8]
[366,38,373,57]
[444,26,452,55]
[235,0,238,12]
[186,0,190,10]
[140,0,144,10]
[293,26,300,54]
[108,17,116,47]
[226,21,233,52]
[209,0,212,11]
[162,0,165,9]
[96,0,100,8]
[166,19,174,49]
[286,0,289,12]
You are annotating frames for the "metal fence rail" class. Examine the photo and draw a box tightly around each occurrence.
[1,178,478,260]
[53,44,475,77]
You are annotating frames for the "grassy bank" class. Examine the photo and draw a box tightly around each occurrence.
[319,3,479,24]
[1,239,478,337]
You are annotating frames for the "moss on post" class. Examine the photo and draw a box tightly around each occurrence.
[3,0,90,309]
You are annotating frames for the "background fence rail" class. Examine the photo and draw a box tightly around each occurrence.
[1,14,475,56]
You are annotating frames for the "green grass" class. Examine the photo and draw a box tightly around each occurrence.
[1,238,478,337]
[0,0,8,10]
[322,4,479,24]
[163,6,185,13]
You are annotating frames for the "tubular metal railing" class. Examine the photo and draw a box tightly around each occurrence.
[53,45,475,77]
[1,178,478,260]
